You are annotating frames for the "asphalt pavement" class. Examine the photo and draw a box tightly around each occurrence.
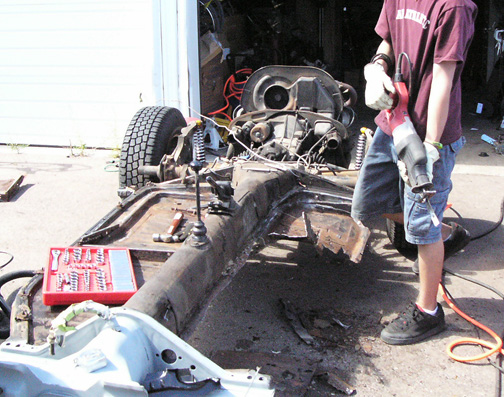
[1,108,503,396]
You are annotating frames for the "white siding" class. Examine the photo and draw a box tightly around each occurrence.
[0,0,158,148]
[154,0,200,119]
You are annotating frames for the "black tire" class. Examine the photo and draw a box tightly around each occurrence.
[119,106,187,189]
[0,310,9,339]
[385,219,418,261]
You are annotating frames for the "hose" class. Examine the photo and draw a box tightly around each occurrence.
[208,68,253,121]
[440,199,504,365]
[0,270,38,289]
[440,282,503,363]
[439,274,504,397]
[0,269,38,338]
[439,198,504,395]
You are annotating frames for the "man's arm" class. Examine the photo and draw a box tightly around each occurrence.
[364,40,396,110]
[425,61,457,143]
[374,40,395,73]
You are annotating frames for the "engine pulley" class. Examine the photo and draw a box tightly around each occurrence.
[250,122,272,143]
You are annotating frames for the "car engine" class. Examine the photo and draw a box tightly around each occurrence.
[225,65,357,169]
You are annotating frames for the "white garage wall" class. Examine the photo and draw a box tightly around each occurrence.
[0,0,200,149]
[154,0,200,119]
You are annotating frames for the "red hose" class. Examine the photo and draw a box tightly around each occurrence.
[208,68,253,119]
[440,283,503,362]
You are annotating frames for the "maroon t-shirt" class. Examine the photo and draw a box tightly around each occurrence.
[374,0,477,144]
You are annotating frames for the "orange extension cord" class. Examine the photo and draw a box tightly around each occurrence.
[440,283,504,363]
[208,68,253,121]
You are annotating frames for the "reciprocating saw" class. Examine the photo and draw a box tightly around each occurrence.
[386,52,435,199]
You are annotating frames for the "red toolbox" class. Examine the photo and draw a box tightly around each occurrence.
[43,247,138,306]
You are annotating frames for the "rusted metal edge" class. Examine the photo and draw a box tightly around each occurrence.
[9,273,43,343]
[265,186,369,263]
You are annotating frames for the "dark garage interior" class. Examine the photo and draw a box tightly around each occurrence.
[199,0,504,122]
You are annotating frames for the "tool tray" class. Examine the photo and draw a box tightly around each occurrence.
[43,247,137,306]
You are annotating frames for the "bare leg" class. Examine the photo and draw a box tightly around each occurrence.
[379,238,446,345]
[416,240,444,310]
[383,212,404,224]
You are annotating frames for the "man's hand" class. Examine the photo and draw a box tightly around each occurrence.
[423,142,440,181]
[364,63,396,110]
[397,143,440,186]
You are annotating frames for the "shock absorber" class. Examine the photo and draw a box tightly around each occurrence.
[354,127,371,170]
[189,120,208,246]
[193,121,206,163]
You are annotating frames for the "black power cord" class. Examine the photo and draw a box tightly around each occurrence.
[468,197,504,241]
[0,251,14,270]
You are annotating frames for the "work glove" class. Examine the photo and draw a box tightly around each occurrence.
[423,141,440,182]
[364,63,396,110]
[397,142,439,186]
[397,160,409,185]
[397,143,440,187]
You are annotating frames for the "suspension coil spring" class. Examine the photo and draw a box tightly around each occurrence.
[193,122,206,163]
[355,128,370,170]
[310,152,327,165]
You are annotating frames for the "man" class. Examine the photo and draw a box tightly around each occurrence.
[351,0,477,345]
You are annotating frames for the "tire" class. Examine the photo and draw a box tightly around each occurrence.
[0,310,9,339]
[385,219,418,261]
[119,106,187,190]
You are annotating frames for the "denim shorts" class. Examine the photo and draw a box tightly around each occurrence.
[351,127,465,245]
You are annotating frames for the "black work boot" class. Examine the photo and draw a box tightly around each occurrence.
[412,222,471,275]
[381,303,445,345]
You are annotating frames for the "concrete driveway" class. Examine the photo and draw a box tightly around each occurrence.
[186,111,504,396]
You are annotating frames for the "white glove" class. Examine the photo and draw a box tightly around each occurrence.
[423,141,440,182]
[397,160,409,185]
[397,143,440,186]
[364,63,396,110]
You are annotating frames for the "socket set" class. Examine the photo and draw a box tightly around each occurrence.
[43,247,138,306]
